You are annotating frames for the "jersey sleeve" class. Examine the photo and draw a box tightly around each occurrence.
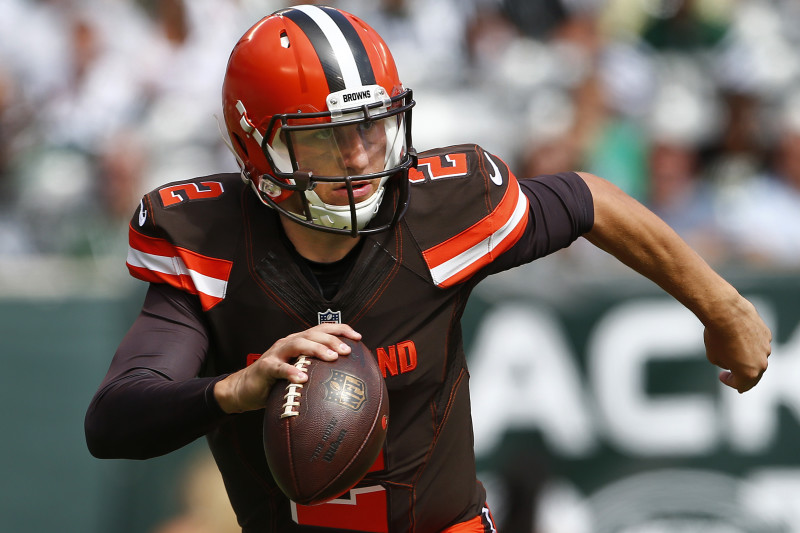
[125,176,238,311]
[488,171,594,272]
[87,176,246,459]
[403,146,593,287]
[404,145,531,287]
[85,283,227,460]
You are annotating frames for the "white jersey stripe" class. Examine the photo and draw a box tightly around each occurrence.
[294,5,362,89]
[483,506,497,532]
[127,247,186,276]
[127,247,228,299]
[429,185,528,286]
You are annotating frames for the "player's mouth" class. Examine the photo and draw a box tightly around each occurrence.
[330,180,375,202]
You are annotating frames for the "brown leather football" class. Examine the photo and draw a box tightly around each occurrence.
[263,338,389,505]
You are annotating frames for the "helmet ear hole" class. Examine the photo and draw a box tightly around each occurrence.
[232,132,248,156]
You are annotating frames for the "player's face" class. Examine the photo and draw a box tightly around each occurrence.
[289,120,388,206]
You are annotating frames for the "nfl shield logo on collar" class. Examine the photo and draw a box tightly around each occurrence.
[318,309,342,324]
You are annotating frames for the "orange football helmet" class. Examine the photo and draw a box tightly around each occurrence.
[222,5,416,236]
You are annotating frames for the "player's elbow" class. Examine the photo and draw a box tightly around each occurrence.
[84,394,149,459]
[84,401,120,459]
[85,429,112,459]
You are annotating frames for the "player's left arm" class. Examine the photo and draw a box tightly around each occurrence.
[579,171,771,393]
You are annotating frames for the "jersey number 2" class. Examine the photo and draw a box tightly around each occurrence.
[291,451,388,532]
[291,485,388,532]
[159,181,225,207]
[408,154,468,183]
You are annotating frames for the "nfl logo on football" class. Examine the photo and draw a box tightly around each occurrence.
[317,309,342,325]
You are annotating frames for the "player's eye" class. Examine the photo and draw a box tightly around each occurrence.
[313,129,333,141]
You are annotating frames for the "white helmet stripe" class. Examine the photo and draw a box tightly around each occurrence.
[291,5,366,90]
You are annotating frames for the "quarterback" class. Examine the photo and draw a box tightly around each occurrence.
[85,5,771,533]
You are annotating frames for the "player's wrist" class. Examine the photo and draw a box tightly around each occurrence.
[205,375,231,417]
[214,374,243,414]
[692,281,743,328]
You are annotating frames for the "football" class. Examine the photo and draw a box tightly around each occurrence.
[263,338,389,505]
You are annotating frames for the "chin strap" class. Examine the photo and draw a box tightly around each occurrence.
[304,181,386,232]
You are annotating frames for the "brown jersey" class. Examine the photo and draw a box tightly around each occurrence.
[91,144,593,532]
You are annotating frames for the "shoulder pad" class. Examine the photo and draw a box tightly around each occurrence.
[404,145,529,287]
[126,173,245,310]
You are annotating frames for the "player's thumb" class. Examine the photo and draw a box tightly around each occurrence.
[719,371,744,394]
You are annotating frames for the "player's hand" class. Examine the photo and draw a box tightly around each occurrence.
[704,298,771,393]
[214,324,362,413]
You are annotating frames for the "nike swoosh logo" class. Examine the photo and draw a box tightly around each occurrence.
[486,153,502,186]
[138,199,147,226]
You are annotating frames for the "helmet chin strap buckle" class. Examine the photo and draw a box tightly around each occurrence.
[258,176,283,198]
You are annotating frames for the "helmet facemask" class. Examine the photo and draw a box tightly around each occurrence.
[255,87,415,237]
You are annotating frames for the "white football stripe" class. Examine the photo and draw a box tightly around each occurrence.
[429,186,528,285]
[127,248,228,299]
[294,5,362,88]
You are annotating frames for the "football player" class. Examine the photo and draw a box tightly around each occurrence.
[85,5,771,533]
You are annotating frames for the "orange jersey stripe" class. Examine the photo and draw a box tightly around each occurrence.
[422,178,529,287]
[441,505,497,533]
[127,225,233,310]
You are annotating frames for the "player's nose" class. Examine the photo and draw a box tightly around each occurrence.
[335,127,370,173]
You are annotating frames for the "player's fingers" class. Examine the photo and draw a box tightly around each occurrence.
[310,322,362,340]
[273,333,350,363]
[252,353,309,386]
[719,371,740,392]
[719,367,765,394]
[280,360,310,384]
[294,325,362,355]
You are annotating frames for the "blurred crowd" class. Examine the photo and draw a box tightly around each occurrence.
[1,0,800,268]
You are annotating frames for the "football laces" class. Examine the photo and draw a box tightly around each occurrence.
[280,356,311,418]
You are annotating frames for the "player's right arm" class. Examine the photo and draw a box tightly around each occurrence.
[85,283,223,459]
[84,282,360,458]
